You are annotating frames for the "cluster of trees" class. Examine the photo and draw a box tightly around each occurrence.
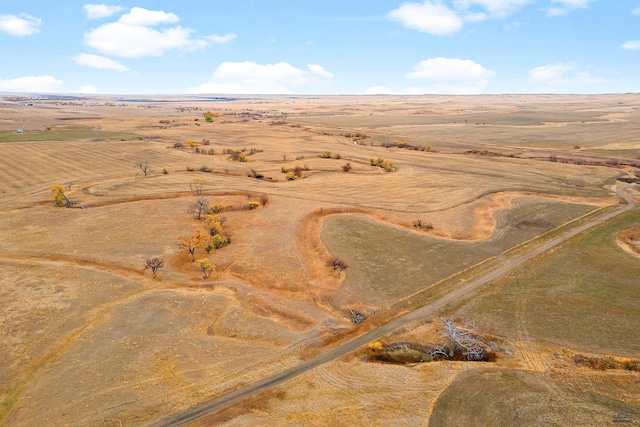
[342,131,368,140]
[370,157,396,173]
[282,165,305,180]
[367,319,491,364]
[319,151,342,159]
[381,141,432,151]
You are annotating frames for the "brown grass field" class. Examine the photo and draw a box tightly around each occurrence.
[0,94,639,426]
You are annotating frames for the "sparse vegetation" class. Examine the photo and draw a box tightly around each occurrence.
[2,94,636,427]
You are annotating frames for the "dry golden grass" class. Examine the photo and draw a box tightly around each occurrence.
[0,94,638,425]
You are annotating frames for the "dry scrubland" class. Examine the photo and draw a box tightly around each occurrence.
[0,94,639,426]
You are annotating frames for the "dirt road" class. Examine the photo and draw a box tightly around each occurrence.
[153,186,636,427]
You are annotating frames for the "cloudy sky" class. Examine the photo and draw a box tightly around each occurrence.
[0,1,638,94]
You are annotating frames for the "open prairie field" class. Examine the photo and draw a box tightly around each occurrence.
[0,94,639,426]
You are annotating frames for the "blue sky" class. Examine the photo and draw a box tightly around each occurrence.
[0,1,639,94]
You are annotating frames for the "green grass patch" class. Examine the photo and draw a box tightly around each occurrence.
[456,208,640,356]
[321,200,596,306]
[430,369,640,427]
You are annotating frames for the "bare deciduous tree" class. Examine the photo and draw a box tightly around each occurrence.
[430,319,487,361]
[144,257,165,278]
[330,257,348,276]
[188,197,210,220]
[136,160,150,176]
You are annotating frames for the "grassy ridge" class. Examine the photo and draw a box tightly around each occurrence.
[321,200,596,306]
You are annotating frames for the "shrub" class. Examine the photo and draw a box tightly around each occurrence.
[286,172,298,180]
[186,166,195,172]
[281,166,289,173]
[342,162,352,172]
[249,201,260,210]
[199,165,211,173]
[319,151,332,158]
[162,168,169,175]
[210,204,226,214]
[204,114,213,122]
[211,234,228,249]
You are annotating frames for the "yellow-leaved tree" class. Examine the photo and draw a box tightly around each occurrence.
[197,258,215,279]
[51,185,73,208]
[178,230,208,261]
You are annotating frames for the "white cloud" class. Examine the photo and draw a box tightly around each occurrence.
[551,0,595,7]
[73,53,130,71]
[388,1,463,36]
[364,86,395,95]
[187,62,333,94]
[78,85,98,93]
[207,33,237,43]
[633,6,640,15]
[307,64,334,78]
[546,7,568,16]
[622,40,640,50]
[0,75,63,92]
[464,12,488,22]
[453,0,533,18]
[528,63,605,90]
[407,57,495,80]
[404,58,494,94]
[422,82,490,94]
[0,13,41,36]
[118,7,178,26]
[388,0,530,35]
[83,4,124,19]
[546,0,596,16]
[529,63,574,81]
[84,7,211,58]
